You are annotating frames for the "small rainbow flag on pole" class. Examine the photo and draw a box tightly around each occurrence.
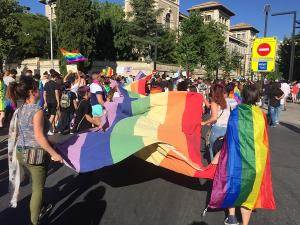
[60,48,87,64]
[105,67,113,77]
[209,104,276,210]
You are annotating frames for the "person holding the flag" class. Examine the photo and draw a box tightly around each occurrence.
[89,72,105,128]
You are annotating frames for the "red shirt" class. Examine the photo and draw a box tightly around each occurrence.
[292,85,299,94]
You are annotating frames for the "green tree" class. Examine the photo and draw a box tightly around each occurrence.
[16,13,55,59]
[93,1,136,61]
[0,0,23,71]
[156,28,177,64]
[126,0,161,58]
[222,50,242,78]
[176,11,206,71]
[277,37,300,81]
[201,21,226,79]
[56,0,95,74]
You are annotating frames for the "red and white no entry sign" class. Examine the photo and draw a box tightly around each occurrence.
[257,43,271,56]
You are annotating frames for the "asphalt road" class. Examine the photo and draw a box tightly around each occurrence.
[0,104,299,225]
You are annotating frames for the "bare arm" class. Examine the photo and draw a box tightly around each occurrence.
[201,102,218,126]
[33,110,63,162]
[204,98,211,108]
[55,90,60,106]
[85,114,100,127]
[96,94,104,105]
[73,99,78,109]
[43,91,47,108]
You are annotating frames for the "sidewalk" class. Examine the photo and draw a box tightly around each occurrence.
[279,102,300,129]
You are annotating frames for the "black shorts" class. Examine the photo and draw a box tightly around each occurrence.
[47,103,57,116]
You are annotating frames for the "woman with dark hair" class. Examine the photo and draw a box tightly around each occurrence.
[7,76,63,225]
[202,84,237,161]
[209,83,275,225]
[71,86,100,133]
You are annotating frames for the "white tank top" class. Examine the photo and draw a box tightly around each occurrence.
[214,98,237,127]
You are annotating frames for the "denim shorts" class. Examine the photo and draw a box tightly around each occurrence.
[92,105,103,117]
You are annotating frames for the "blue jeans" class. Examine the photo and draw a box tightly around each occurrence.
[269,106,280,125]
[209,125,227,161]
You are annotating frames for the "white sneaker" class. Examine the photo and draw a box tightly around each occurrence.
[47,131,54,136]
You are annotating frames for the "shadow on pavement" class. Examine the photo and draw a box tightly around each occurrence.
[280,122,300,134]
[188,222,208,225]
[90,156,210,191]
[49,186,106,225]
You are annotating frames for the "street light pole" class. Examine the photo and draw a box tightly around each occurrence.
[272,11,298,82]
[50,3,54,69]
[264,5,271,37]
[39,0,56,69]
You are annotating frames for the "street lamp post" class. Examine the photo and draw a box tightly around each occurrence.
[272,11,299,82]
[264,5,271,37]
[39,0,56,69]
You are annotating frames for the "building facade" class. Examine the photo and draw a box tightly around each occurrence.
[124,0,180,30]
[188,1,259,77]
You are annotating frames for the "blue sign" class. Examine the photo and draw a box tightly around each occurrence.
[258,62,268,71]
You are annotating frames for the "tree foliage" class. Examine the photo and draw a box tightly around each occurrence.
[127,0,161,58]
[176,12,227,78]
[222,50,242,78]
[56,0,95,74]
[277,37,300,81]
[93,2,134,60]
[0,0,23,70]
[176,12,206,71]
[16,13,55,59]
[156,29,177,64]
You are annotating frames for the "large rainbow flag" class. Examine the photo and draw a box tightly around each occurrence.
[56,85,216,179]
[209,104,276,210]
[60,48,87,64]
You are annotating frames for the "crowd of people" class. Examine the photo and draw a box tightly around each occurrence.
[3,67,298,225]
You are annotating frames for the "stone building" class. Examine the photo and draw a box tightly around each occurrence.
[188,1,259,77]
[124,0,180,30]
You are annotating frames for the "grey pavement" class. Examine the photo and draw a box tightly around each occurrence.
[0,103,299,225]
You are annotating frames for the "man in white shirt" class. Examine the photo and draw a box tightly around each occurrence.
[3,70,16,86]
[280,81,290,111]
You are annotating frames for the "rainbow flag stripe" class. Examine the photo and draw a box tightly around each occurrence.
[126,74,152,96]
[233,86,242,104]
[105,67,113,77]
[57,87,215,179]
[134,71,146,81]
[209,104,276,210]
[60,48,87,64]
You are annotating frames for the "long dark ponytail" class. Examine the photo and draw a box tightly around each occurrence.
[7,76,38,103]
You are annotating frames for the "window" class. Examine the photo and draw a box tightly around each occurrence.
[205,15,211,22]
[165,13,171,28]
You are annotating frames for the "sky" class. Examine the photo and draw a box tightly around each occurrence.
[19,0,300,40]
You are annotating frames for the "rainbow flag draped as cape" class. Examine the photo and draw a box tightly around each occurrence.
[209,104,276,210]
[56,85,216,179]
[60,48,87,64]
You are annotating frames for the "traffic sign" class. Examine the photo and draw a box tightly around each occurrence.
[251,37,277,72]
